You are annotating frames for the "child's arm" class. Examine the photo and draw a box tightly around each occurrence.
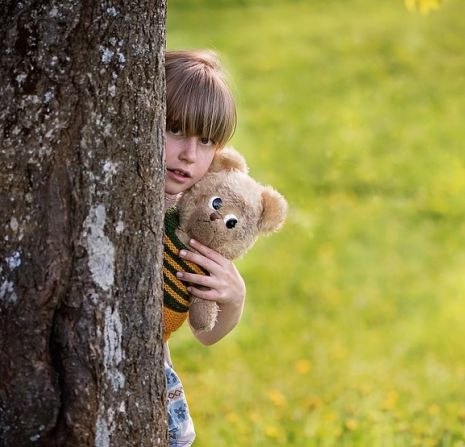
[177,239,246,346]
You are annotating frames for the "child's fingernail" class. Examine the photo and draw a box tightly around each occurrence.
[176,272,183,278]
[187,286,192,292]
[179,250,186,257]
[190,239,197,245]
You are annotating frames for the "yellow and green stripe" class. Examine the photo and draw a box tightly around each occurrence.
[163,208,208,340]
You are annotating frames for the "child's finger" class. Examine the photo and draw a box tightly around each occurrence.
[188,239,226,266]
[177,270,215,288]
[179,249,220,274]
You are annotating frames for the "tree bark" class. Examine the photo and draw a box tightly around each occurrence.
[0,1,167,445]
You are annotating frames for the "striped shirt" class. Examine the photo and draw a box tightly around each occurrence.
[163,208,207,341]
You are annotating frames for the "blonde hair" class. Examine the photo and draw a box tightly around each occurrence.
[165,50,237,149]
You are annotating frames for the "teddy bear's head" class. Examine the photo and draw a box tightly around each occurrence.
[176,147,288,260]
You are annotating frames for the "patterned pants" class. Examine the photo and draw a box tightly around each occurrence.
[165,362,196,446]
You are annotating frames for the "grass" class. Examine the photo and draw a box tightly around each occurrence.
[167,0,465,445]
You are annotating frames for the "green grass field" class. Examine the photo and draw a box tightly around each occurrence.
[167,1,465,445]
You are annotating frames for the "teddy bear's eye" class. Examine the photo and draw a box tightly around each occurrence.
[224,214,238,229]
[209,196,223,210]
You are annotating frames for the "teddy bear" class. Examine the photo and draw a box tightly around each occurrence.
[163,147,288,341]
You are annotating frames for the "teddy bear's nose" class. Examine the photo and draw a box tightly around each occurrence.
[210,212,221,221]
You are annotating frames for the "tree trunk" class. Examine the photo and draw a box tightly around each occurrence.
[0,1,167,445]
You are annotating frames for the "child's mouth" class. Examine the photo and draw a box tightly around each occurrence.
[168,168,191,182]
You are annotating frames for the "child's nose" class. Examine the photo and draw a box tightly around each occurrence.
[181,137,197,162]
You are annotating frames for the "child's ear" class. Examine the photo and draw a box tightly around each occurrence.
[209,147,248,173]
[257,186,288,234]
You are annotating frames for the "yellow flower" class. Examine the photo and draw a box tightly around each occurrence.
[405,0,442,14]
[324,411,337,423]
[226,412,239,423]
[249,411,262,423]
[294,359,312,375]
[382,390,399,411]
[265,425,280,439]
[428,404,440,416]
[267,389,287,408]
[345,418,359,431]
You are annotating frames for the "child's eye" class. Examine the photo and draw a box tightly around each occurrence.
[168,126,182,136]
[200,136,214,146]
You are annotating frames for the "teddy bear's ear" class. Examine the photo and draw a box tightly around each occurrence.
[257,186,288,234]
[209,147,248,173]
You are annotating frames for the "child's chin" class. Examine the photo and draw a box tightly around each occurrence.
[165,184,187,195]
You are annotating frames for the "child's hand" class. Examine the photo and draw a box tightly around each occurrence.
[178,239,245,305]
[177,239,246,345]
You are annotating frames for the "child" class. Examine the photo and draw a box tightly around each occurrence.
[164,49,245,446]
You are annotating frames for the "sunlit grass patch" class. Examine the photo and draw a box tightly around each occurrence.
[168,0,465,445]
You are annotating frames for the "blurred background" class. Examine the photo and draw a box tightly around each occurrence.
[167,0,465,445]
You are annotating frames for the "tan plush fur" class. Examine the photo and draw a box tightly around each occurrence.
[174,147,288,332]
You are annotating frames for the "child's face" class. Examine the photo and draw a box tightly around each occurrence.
[165,129,216,195]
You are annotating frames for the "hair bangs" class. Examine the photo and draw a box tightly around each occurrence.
[166,54,236,148]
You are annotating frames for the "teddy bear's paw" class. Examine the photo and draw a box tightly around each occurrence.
[189,299,219,332]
